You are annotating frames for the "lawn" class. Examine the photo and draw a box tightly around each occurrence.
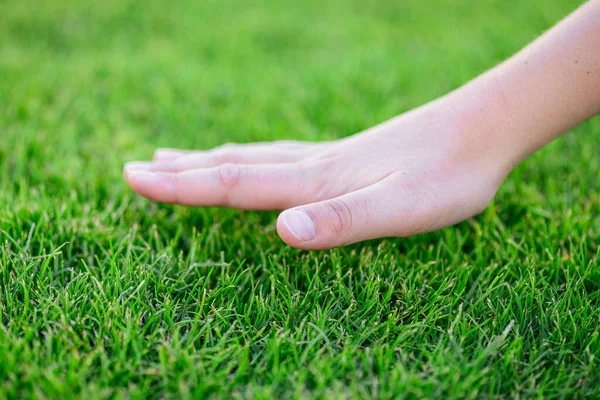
[1,0,599,398]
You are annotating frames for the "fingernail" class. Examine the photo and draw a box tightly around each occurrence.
[282,210,316,242]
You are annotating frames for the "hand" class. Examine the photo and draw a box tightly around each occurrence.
[125,0,600,250]
[124,95,507,250]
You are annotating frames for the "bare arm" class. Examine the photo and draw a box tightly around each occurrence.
[455,0,600,174]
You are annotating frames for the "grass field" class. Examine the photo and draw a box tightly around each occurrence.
[1,0,599,398]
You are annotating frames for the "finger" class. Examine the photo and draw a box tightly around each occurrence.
[277,176,419,250]
[154,140,328,157]
[151,140,329,162]
[124,162,321,210]
[128,147,307,173]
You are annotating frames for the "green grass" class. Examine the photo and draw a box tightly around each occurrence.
[1,0,599,398]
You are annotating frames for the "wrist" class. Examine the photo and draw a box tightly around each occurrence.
[443,76,520,188]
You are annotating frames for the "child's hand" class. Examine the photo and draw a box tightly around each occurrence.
[124,98,504,250]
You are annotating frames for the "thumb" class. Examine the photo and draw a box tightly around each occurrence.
[277,179,405,250]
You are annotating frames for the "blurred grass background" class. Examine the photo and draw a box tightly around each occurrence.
[0,0,599,398]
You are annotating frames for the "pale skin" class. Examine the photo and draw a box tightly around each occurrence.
[124,0,600,250]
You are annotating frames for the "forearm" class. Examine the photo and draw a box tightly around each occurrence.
[454,0,600,175]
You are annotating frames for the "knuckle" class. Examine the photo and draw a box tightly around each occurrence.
[217,163,242,190]
[322,198,353,235]
[297,157,336,184]
[298,156,339,201]
[311,155,338,172]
